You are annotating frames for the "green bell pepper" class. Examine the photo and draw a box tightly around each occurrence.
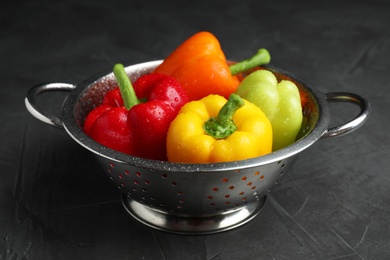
[235,69,303,151]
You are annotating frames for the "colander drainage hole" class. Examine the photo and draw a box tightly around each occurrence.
[278,160,286,169]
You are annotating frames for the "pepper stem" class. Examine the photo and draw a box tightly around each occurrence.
[203,94,245,139]
[113,63,140,110]
[229,48,271,75]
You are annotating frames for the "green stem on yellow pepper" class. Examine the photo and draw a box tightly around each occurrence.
[229,48,271,75]
[203,94,245,139]
[113,63,140,110]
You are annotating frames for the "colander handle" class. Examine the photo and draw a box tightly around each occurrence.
[321,92,370,139]
[25,82,76,128]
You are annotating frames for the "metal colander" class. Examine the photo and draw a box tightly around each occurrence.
[25,60,370,234]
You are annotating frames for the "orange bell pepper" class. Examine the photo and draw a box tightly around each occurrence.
[154,31,271,101]
[154,31,237,101]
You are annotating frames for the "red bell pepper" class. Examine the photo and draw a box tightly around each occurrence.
[83,64,189,160]
[85,106,135,155]
[102,88,124,107]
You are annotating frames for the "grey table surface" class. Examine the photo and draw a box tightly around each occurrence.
[1,0,389,259]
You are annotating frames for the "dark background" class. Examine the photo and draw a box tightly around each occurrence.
[1,0,389,259]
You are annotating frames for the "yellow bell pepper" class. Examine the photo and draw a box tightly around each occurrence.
[166,94,273,163]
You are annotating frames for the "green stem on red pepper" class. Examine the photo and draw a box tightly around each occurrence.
[113,63,140,110]
[229,48,271,76]
[203,93,245,139]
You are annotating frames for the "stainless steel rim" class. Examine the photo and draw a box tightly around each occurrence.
[61,61,330,172]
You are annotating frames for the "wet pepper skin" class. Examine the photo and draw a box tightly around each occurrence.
[235,69,303,151]
[166,94,273,163]
[154,31,241,101]
[84,64,189,160]
[84,105,134,155]
[129,74,189,160]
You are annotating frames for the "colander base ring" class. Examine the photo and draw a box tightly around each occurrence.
[121,194,267,235]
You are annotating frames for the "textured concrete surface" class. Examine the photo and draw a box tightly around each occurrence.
[1,0,388,259]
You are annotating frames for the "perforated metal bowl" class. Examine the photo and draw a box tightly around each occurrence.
[25,60,370,234]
